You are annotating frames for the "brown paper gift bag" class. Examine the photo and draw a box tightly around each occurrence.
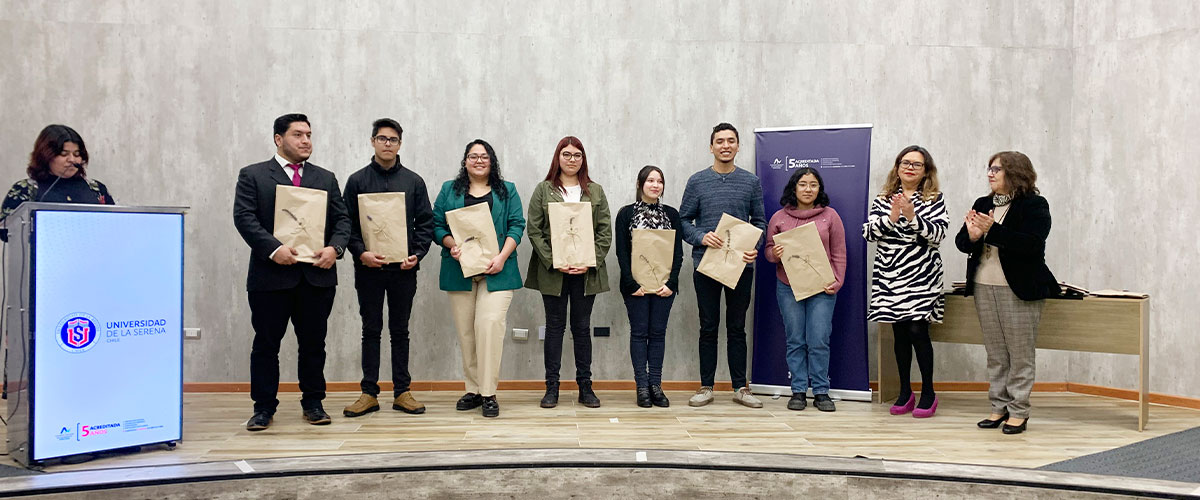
[357,192,408,263]
[446,202,499,277]
[774,222,836,301]
[548,202,596,268]
[696,213,764,289]
[274,185,327,264]
[631,229,675,291]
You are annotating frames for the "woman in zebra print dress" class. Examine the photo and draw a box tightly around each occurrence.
[863,145,948,418]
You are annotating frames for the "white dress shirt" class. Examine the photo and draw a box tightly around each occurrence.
[270,154,306,260]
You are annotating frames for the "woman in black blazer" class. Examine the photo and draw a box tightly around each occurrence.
[614,165,683,408]
[955,151,1058,435]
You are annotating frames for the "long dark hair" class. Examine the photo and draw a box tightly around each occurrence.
[988,151,1039,198]
[544,136,592,196]
[28,124,89,182]
[453,139,506,198]
[780,167,830,208]
[635,165,665,201]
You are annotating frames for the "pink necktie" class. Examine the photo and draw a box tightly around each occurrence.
[288,163,302,186]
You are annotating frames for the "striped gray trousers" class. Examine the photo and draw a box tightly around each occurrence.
[973,284,1044,419]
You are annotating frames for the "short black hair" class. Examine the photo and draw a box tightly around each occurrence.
[710,122,739,144]
[372,118,403,139]
[780,167,831,208]
[273,113,309,136]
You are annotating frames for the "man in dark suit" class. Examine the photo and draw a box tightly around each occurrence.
[233,113,351,430]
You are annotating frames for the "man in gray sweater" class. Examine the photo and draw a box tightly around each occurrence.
[679,123,767,408]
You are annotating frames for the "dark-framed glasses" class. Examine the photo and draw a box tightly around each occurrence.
[900,160,925,170]
[373,136,400,146]
[467,154,490,163]
[560,151,583,161]
[986,165,1002,175]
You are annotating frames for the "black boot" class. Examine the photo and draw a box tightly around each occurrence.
[578,379,601,408]
[649,385,670,407]
[636,387,652,408]
[540,381,559,408]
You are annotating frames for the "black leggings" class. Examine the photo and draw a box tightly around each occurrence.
[893,319,936,407]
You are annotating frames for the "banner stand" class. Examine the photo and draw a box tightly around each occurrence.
[751,124,873,402]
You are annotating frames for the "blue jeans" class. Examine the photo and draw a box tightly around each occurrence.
[775,281,837,395]
[624,293,676,388]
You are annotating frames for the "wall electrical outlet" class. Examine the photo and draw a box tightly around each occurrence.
[538,325,546,340]
[183,328,201,340]
[513,328,529,341]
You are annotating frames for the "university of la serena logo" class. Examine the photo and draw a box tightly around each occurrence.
[55,313,98,353]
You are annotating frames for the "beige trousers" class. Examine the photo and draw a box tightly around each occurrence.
[448,278,513,397]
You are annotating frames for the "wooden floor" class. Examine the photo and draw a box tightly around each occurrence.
[9,390,1200,472]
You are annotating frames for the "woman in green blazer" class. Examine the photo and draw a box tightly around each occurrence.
[432,139,525,418]
[525,136,612,409]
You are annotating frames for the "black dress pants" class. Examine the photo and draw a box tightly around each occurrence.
[354,268,418,397]
[248,279,336,414]
[693,267,754,389]
[542,273,596,384]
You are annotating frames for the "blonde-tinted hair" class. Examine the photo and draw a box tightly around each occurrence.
[879,145,940,202]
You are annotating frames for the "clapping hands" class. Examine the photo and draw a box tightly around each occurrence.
[964,209,995,242]
[890,193,915,222]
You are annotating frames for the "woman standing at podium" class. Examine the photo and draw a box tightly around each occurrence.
[864,145,948,419]
[1,125,115,241]
[956,151,1059,435]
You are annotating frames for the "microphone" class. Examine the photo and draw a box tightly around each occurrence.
[36,176,63,202]
[37,163,83,202]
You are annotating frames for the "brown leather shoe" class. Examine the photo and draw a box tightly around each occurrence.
[343,394,380,417]
[392,391,426,414]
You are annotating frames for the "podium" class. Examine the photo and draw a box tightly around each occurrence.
[3,202,186,466]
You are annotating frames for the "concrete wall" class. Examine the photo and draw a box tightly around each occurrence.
[1065,1,1200,397]
[0,1,1190,397]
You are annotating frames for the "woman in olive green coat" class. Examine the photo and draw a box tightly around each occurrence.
[525,136,611,409]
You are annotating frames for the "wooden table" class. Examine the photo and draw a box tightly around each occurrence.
[876,295,1151,430]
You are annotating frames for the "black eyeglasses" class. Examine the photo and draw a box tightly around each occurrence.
[373,136,400,146]
[560,152,583,161]
[900,160,925,170]
[986,165,1002,174]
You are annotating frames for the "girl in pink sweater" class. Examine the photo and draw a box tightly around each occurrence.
[764,167,847,412]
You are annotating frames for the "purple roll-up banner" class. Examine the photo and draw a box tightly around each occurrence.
[752,125,872,400]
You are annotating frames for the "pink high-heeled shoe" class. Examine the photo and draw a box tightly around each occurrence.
[912,396,939,418]
[889,393,915,415]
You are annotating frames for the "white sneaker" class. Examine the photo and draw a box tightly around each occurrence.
[733,387,763,408]
[688,386,715,407]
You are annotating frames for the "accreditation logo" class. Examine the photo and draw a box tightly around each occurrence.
[55,313,98,353]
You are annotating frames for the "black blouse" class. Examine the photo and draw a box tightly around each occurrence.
[1,176,115,241]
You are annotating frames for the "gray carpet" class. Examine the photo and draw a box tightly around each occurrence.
[0,463,39,477]
[1039,425,1200,483]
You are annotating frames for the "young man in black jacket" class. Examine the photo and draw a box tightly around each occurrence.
[341,118,435,417]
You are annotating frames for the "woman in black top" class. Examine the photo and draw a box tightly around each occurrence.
[3,125,114,207]
[614,166,683,407]
[1,125,115,240]
[955,151,1058,435]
